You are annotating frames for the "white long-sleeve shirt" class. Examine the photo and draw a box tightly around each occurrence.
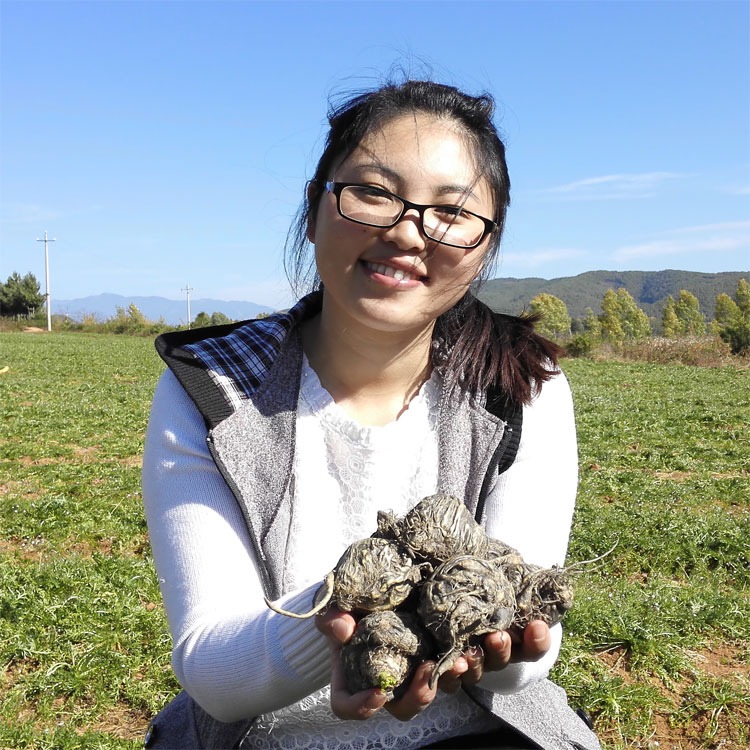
[142,361,578,748]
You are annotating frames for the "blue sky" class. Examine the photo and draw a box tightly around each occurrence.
[1,0,748,310]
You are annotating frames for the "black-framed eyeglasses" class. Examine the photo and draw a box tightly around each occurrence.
[324,181,497,249]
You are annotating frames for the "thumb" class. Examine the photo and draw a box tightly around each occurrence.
[316,608,357,644]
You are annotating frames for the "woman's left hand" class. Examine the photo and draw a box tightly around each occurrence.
[437,620,552,692]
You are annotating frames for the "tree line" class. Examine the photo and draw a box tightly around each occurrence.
[2,271,748,355]
[0,273,241,333]
[529,279,749,355]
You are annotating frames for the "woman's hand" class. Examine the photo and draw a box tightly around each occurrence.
[437,620,552,691]
[316,608,439,721]
[480,619,551,672]
[316,608,551,721]
[315,608,390,720]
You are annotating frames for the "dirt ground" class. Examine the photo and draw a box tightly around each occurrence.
[595,643,749,749]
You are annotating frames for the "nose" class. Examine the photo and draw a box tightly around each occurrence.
[381,207,428,253]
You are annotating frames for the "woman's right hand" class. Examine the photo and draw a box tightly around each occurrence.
[315,608,388,720]
[316,607,442,722]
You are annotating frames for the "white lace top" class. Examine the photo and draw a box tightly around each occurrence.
[283,357,440,590]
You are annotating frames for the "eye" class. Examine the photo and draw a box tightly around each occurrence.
[349,185,395,205]
[432,205,470,223]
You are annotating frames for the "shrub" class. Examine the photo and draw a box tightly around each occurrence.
[714,280,750,355]
[616,336,733,367]
[565,333,594,358]
[720,320,750,355]
[101,304,173,336]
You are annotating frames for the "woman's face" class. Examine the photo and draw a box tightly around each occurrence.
[308,113,495,339]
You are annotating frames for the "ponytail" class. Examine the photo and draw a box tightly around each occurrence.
[434,295,561,406]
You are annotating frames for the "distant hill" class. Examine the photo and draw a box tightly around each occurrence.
[55,293,274,326]
[476,270,748,321]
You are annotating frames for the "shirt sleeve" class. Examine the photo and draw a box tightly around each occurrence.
[142,369,331,722]
[477,369,579,694]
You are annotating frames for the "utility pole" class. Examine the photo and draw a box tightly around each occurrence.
[182,284,194,329]
[36,231,56,332]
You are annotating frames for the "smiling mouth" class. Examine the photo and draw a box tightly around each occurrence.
[364,261,426,282]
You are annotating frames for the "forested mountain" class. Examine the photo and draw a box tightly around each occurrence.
[476,270,747,321]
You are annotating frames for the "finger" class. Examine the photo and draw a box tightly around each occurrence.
[328,640,388,720]
[437,654,469,694]
[315,608,357,645]
[481,630,512,671]
[385,661,437,721]
[519,620,551,661]
[460,645,485,687]
[331,685,388,720]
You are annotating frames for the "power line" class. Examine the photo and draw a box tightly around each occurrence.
[181,284,194,329]
[36,231,56,332]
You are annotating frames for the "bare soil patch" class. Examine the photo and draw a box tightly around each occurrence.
[0,536,46,561]
[595,643,749,748]
[652,470,696,482]
[84,703,150,740]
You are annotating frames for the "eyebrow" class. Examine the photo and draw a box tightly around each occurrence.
[344,162,480,204]
[434,184,479,203]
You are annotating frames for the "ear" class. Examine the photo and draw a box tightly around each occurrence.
[305,181,318,243]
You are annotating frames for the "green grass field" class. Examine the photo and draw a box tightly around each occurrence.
[1,332,748,749]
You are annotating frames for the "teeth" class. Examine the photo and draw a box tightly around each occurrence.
[367,262,416,281]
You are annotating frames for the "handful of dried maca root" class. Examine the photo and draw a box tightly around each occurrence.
[265,493,574,698]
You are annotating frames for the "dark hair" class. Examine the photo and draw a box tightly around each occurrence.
[434,295,561,406]
[285,79,559,405]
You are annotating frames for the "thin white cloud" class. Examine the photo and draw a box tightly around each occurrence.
[613,221,750,261]
[665,221,750,235]
[501,248,587,268]
[544,172,685,199]
[0,203,66,225]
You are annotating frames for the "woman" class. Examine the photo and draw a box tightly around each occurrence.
[142,79,600,749]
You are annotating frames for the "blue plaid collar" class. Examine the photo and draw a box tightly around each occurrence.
[183,292,321,411]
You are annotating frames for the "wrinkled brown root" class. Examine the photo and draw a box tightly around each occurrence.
[264,537,423,619]
[265,494,581,697]
[341,611,429,699]
[513,565,574,628]
[419,555,517,689]
[377,494,489,564]
[430,648,462,691]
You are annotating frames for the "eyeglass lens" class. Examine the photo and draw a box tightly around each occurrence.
[338,185,486,248]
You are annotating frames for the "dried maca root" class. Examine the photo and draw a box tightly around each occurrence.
[485,538,526,591]
[418,554,517,689]
[341,610,431,700]
[376,493,489,564]
[513,564,574,628]
[266,493,578,697]
[265,537,424,619]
